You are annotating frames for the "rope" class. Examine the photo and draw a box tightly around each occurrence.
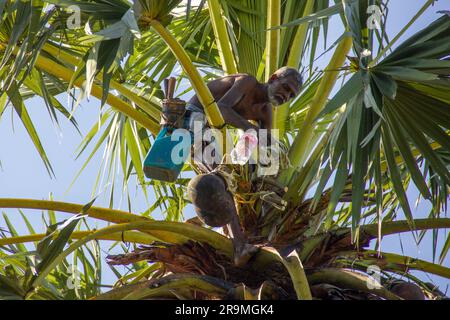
[210,154,239,194]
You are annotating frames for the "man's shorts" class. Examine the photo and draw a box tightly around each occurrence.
[183,103,219,172]
[183,103,207,134]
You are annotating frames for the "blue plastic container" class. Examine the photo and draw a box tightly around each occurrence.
[143,127,192,182]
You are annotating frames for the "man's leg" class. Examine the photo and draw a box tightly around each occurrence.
[226,209,259,267]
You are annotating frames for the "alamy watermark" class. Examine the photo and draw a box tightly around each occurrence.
[169,122,282,177]
[366,265,383,289]
[66,264,82,290]
[367,5,384,30]
[66,5,81,30]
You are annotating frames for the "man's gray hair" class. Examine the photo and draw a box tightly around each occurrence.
[275,67,303,87]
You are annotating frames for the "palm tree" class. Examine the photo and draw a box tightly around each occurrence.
[0,0,449,300]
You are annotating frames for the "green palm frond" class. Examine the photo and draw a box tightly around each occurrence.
[315,11,450,238]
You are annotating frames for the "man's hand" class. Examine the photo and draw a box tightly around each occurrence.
[255,102,273,130]
[233,242,260,267]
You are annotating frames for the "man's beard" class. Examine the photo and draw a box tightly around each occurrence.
[269,94,283,106]
[268,87,282,106]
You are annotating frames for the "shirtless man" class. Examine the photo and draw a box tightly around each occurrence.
[186,67,303,266]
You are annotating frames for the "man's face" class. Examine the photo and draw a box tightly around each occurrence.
[268,75,302,106]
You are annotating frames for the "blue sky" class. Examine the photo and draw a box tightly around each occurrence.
[0,0,449,294]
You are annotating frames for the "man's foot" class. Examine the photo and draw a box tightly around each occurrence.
[233,243,259,267]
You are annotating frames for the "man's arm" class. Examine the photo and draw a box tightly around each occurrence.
[215,76,259,131]
[257,103,272,130]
